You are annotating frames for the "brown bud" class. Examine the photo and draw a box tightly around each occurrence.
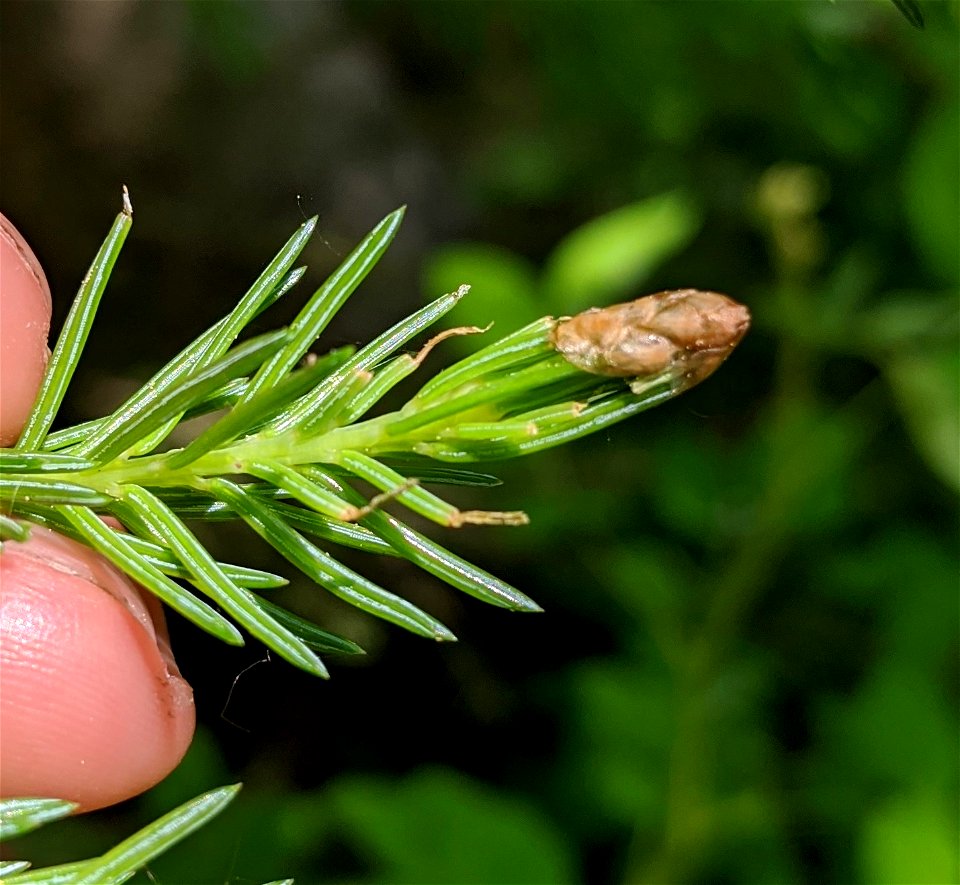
[551,289,750,392]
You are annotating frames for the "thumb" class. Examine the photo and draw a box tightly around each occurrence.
[0,526,196,811]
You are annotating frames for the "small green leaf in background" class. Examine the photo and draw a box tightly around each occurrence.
[474,130,581,203]
[422,243,540,352]
[856,290,959,352]
[884,347,960,490]
[541,191,702,314]
[601,541,692,653]
[903,100,960,284]
[560,661,673,831]
[859,792,957,885]
[326,768,576,885]
[827,664,957,791]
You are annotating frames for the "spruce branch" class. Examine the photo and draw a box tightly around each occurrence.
[0,193,750,677]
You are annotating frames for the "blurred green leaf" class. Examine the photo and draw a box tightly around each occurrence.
[647,430,739,541]
[542,191,701,313]
[474,130,581,203]
[600,541,693,658]
[561,660,672,830]
[422,243,540,351]
[821,664,957,791]
[884,347,960,490]
[822,529,958,668]
[903,101,960,283]
[325,769,576,885]
[859,792,958,885]
[856,291,959,352]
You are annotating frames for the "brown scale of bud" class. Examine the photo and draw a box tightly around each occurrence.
[551,289,750,393]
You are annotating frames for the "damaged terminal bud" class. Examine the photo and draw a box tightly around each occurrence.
[551,289,750,393]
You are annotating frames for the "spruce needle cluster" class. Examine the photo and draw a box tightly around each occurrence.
[1,192,749,678]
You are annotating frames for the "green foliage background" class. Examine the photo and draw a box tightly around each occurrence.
[1,2,957,883]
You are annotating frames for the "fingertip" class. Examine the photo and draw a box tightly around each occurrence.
[0,213,52,446]
[0,526,195,811]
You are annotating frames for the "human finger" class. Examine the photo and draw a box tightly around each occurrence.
[0,524,196,811]
[0,212,51,446]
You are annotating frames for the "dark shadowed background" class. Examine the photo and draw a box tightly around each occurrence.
[2,2,957,883]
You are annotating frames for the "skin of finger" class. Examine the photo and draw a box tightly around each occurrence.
[0,526,196,811]
[0,212,52,446]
